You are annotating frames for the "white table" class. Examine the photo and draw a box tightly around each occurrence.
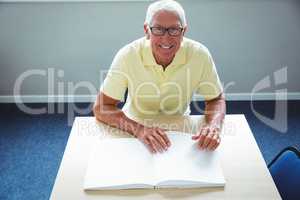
[50,114,281,200]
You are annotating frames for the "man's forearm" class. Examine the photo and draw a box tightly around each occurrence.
[93,105,145,137]
[204,93,226,127]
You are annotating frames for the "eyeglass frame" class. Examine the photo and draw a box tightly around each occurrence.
[149,26,184,37]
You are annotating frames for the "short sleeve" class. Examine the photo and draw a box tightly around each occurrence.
[195,49,223,101]
[100,48,128,102]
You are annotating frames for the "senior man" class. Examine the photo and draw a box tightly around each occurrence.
[93,0,226,153]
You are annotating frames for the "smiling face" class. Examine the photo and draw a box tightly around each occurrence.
[144,10,186,67]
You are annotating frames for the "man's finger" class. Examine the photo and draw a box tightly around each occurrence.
[211,137,221,151]
[192,134,200,140]
[153,131,168,151]
[149,135,163,153]
[147,136,159,153]
[157,129,171,147]
[207,134,218,150]
[198,128,209,149]
[202,132,214,149]
[144,138,155,153]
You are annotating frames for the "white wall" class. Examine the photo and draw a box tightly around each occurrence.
[0,0,299,102]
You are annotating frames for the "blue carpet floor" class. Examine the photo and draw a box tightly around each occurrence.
[0,101,299,200]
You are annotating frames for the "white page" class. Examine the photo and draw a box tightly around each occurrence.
[153,132,225,187]
[84,133,225,190]
[84,138,156,190]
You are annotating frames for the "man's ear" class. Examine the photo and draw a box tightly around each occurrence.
[144,24,150,39]
[182,26,188,36]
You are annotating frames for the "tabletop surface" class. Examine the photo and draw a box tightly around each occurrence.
[50,114,281,200]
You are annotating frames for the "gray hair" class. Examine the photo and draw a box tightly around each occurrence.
[145,0,187,27]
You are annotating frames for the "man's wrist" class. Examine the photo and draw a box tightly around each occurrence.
[199,122,222,134]
[134,125,147,138]
[208,122,221,129]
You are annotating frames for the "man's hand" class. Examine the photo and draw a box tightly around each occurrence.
[192,124,221,151]
[136,127,171,153]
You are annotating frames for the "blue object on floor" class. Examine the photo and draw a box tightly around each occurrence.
[268,146,300,200]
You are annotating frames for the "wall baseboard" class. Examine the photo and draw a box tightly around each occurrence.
[0,93,299,103]
[193,93,300,101]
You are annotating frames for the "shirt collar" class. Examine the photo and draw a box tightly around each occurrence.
[142,37,186,67]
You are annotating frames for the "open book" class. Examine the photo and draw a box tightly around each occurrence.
[84,132,225,190]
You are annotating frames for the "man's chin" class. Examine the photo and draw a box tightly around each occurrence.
[158,50,176,58]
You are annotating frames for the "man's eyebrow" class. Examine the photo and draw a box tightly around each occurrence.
[152,24,182,28]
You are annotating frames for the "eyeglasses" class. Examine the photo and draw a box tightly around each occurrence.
[149,26,183,36]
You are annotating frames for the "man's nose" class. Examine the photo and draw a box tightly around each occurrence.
[160,32,172,42]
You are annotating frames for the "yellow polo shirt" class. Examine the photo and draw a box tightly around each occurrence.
[101,37,223,118]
